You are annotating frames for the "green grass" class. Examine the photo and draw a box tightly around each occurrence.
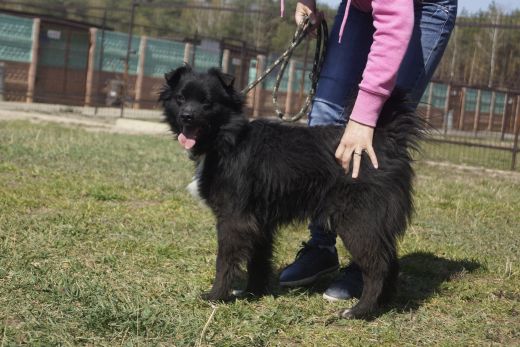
[1,120,519,346]
[423,140,518,172]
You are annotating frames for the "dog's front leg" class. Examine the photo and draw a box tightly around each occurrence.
[201,219,252,302]
[245,232,274,296]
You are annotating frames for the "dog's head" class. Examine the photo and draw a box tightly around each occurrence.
[159,65,245,155]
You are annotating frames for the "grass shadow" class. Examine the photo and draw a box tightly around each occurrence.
[389,251,482,313]
[269,251,481,315]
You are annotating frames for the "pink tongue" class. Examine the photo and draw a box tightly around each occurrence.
[178,133,196,150]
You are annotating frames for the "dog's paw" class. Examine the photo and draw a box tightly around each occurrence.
[339,307,376,320]
[245,285,270,297]
[200,291,232,302]
[339,308,356,320]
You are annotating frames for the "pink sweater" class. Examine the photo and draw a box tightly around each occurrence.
[281,0,414,126]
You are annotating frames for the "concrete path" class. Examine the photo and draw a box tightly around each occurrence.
[0,108,170,136]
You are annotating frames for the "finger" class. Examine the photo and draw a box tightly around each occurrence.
[308,12,317,25]
[308,11,324,36]
[335,141,346,161]
[366,146,379,169]
[352,149,361,179]
[342,148,354,173]
[305,14,318,37]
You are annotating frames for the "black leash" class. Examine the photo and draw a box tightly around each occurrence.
[241,17,328,122]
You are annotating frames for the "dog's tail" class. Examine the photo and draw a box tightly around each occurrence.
[376,93,428,157]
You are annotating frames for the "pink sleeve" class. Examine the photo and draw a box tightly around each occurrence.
[349,0,414,127]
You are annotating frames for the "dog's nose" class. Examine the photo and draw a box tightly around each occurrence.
[180,113,194,123]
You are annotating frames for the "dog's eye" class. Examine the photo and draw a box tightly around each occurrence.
[202,102,212,110]
[176,94,185,104]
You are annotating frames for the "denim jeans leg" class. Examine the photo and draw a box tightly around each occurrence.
[307,0,457,247]
[307,3,375,247]
[312,3,374,109]
[396,0,458,104]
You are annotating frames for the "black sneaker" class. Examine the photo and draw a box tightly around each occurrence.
[322,263,364,301]
[279,242,339,287]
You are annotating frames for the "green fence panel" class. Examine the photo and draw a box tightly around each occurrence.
[144,37,185,77]
[194,46,221,73]
[95,31,139,74]
[263,56,288,92]
[480,90,492,113]
[39,30,88,69]
[464,88,477,112]
[38,30,67,67]
[494,92,506,115]
[420,83,430,104]
[68,31,89,69]
[248,59,257,86]
[263,58,312,93]
[0,13,34,63]
[432,83,447,108]
[465,90,507,115]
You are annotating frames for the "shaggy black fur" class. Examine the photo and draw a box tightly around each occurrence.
[159,65,424,319]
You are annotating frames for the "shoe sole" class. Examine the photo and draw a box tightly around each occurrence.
[279,264,339,287]
[322,292,351,302]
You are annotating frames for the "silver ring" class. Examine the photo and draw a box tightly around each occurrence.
[354,151,362,156]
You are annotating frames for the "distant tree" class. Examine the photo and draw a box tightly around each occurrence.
[1,0,518,90]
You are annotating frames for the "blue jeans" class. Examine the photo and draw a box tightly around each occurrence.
[308,0,458,246]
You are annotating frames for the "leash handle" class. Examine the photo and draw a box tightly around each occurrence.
[241,16,328,122]
[241,17,312,95]
[273,18,328,122]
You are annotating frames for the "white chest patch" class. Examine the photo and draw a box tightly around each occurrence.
[187,178,201,200]
[186,155,207,206]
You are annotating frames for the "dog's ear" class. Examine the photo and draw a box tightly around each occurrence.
[164,63,192,88]
[208,68,235,89]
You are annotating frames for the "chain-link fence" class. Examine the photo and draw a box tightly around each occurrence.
[0,9,519,171]
[418,82,519,171]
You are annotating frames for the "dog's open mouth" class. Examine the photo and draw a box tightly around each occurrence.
[178,126,200,150]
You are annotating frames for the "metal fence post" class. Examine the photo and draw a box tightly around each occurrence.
[134,35,147,109]
[94,7,107,113]
[458,87,466,130]
[85,28,97,106]
[473,89,482,135]
[443,83,451,135]
[512,95,520,170]
[120,0,138,118]
[285,59,296,116]
[514,95,520,135]
[0,62,4,101]
[253,54,266,118]
[27,18,40,103]
[488,91,496,131]
[221,49,230,73]
[500,93,509,141]
[184,43,194,66]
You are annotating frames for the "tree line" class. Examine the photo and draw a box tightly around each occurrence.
[2,0,519,91]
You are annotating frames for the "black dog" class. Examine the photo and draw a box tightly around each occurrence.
[159,65,423,319]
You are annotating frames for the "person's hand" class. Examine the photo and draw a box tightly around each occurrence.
[335,120,379,179]
[295,0,323,34]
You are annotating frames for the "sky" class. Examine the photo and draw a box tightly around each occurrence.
[317,0,519,14]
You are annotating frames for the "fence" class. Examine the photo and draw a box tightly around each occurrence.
[0,11,519,171]
[417,82,520,171]
[0,13,34,102]
[0,12,226,110]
